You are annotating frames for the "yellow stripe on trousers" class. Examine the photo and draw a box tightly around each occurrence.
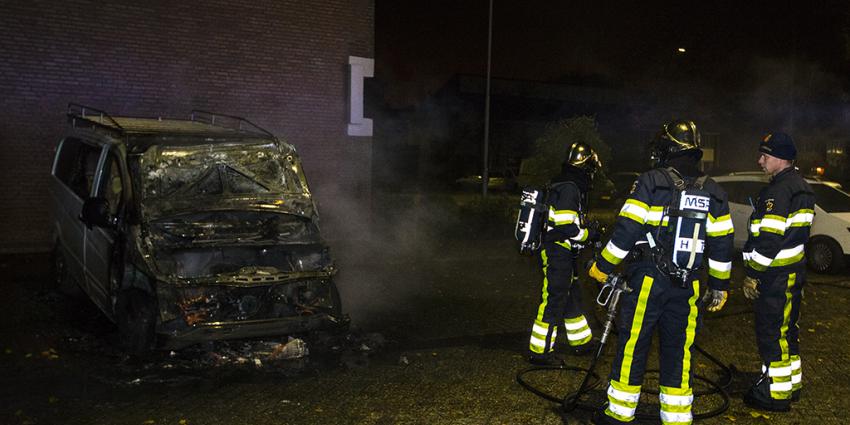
[620,275,654,384]
[779,273,796,362]
[535,250,550,322]
[681,280,700,388]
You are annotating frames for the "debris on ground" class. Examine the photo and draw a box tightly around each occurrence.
[268,337,309,360]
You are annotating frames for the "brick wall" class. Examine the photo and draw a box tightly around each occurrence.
[0,0,374,252]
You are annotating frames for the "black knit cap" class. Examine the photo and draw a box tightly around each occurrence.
[759,132,797,160]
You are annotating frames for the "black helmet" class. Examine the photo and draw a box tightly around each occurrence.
[651,119,703,164]
[566,142,602,178]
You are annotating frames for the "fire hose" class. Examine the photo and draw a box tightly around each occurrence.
[516,272,732,423]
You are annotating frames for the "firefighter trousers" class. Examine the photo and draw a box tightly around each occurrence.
[753,268,804,400]
[602,262,701,425]
[528,242,592,355]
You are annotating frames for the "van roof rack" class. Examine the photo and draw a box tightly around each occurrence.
[67,103,275,139]
[67,103,124,131]
[190,110,274,138]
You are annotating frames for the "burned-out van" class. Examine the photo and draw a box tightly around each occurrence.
[50,104,346,351]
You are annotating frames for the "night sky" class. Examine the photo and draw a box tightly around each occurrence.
[377,1,849,106]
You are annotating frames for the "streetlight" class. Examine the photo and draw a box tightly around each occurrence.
[482,0,493,197]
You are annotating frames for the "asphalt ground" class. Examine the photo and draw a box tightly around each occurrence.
[1,224,849,424]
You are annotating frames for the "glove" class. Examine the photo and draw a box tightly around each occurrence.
[742,277,760,300]
[586,228,601,243]
[588,262,608,283]
[702,289,728,312]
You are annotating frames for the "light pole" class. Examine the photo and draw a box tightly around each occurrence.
[482,0,493,197]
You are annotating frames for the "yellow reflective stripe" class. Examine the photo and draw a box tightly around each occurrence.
[681,280,699,388]
[646,206,666,225]
[706,213,734,236]
[621,275,654,383]
[779,273,795,363]
[761,214,787,235]
[602,241,629,265]
[555,240,572,250]
[549,207,577,225]
[619,199,649,224]
[787,209,814,227]
[708,259,732,280]
[535,250,550,322]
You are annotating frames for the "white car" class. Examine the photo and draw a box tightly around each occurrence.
[713,172,850,273]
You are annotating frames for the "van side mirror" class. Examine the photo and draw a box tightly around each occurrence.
[80,197,111,229]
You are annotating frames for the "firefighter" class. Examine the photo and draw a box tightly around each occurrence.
[741,133,814,412]
[587,120,734,425]
[527,142,602,365]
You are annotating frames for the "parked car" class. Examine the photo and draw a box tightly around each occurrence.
[713,173,850,273]
[50,104,347,351]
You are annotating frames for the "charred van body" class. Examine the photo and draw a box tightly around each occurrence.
[50,104,346,351]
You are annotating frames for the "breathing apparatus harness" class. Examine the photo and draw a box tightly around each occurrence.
[643,167,710,288]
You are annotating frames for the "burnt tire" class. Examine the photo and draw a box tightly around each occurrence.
[807,236,845,274]
[115,288,157,353]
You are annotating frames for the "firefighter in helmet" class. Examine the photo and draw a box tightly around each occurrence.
[588,120,734,424]
[527,142,602,365]
[741,132,814,411]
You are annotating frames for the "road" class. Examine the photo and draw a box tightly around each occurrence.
[2,210,849,424]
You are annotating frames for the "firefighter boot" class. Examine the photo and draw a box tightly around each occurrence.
[591,407,628,425]
[528,352,564,367]
[743,373,791,412]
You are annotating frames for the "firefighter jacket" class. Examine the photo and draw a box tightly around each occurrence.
[743,167,815,278]
[596,164,735,291]
[542,165,593,250]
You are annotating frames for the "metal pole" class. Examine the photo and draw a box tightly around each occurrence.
[482,0,493,198]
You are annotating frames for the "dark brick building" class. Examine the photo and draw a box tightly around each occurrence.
[0,0,374,252]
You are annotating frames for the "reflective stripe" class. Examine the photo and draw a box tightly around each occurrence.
[706,213,734,236]
[681,280,699,388]
[564,316,589,331]
[749,249,773,267]
[606,401,636,420]
[770,381,793,392]
[768,366,792,377]
[660,392,694,406]
[570,228,588,242]
[776,244,804,260]
[646,207,666,225]
[608,382,641,403]
[529,335,547,349]
[550,207,577,225]
[761,214,787,235]
[708,259,732,279]
[532,323,549,335]
[602,241,630,265]
[791,358,801,370]
[791,372,802,384]
[567,327,592,342]
[621,276,653,383]
[787,210,814,227]
[535,251,551,322]
[660,411,692,424]
[619,199,649,223]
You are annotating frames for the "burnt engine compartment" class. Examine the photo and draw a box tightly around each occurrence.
[158,278,339,329]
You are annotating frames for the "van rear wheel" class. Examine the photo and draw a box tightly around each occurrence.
[807,236,845,274]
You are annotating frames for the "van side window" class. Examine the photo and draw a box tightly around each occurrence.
[101,154,123,216]
[54,138,103,199]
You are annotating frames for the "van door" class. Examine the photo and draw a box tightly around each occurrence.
[49,138,107,291]
[84,147,126,318]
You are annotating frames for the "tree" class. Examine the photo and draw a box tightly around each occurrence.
[518,116,611,187]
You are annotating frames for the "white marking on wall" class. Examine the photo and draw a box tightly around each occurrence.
[347,56,374,137]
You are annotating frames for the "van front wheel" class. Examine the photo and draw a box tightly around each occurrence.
[115,288,157,354]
